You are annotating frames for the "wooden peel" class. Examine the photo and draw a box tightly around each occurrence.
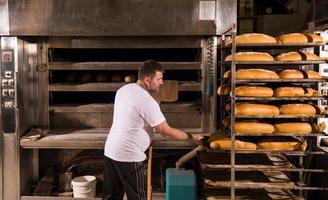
[151,80,179,103]
[147,145,153,200]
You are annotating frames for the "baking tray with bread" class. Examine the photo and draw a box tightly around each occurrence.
[201,132,320,155]
[221,68,328,84]
[222,33,326,67]
[206,31,328,198]
[223,32,326,48]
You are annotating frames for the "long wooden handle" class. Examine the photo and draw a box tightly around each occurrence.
[147,145,153,200]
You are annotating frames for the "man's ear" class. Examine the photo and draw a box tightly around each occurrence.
[144,76,151,84]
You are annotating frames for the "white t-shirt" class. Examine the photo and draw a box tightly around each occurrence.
[104,83,166,162]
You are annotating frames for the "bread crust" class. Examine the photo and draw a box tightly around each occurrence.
[225,52,274,62]
[274,123,312,134]
[276,33,308,44]
[235,122,274,134]
[279,104,316,116]
[236,86,273,97]
[225,33,276,45]
[236,103,279,116]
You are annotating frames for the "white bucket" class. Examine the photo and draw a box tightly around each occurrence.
[71,175,97,198]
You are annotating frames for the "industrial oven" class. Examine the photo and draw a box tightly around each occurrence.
[0,0,236,199]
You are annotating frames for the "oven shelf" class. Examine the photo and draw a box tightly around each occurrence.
[204,181,328,191]
[49,102,200,113]
[21,197,100,200]
[201,164,328,173]
[49,81,201,92]
[19,128,203,149]
[49,62,201,70]
[205,150,326,156]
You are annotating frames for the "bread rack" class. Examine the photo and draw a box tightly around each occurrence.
[198,24,328,200]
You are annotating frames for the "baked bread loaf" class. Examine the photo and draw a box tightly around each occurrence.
[279,69,303,79]
[225,33,276,45]
[275,52,320,61]
[209,135,257,150]
[224,69,279,79]
[305,33,324,43]
[303,52,321,60]
[236,86,273,97]
[274,87,305,96]
[279,104,316,116]
[305,69,321,79]
[274,86,320,96]
[235,121,274,134]
[257,138,307,151]
[124,73,136,83]
[274,122,312,134]
[217,85,230,95]
[224,52,274,62]
[305,88,321,96]
[276,33,308,44]
[236,103,279,116]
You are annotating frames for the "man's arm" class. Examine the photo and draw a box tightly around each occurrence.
[154,121,203,144]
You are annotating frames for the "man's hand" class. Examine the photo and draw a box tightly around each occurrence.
[191,134,204,146]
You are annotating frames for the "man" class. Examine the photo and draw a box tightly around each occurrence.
[102,60,203,200]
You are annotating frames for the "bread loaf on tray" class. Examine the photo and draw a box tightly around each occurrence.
[276,33,308,44]
[274,122,312,134]
[236,103,279,116]
[279,104,316,116]
[225,33,276,45]
[274,87,305,96]
[224,69,279,79]
[235,121,274,134]
[209,134,257,150]
[278,69,321,79]
[225,52,274,62]
[275,87,320,96]
[305,33,324,43]
[257,138,307,151]
[305,69,321,79]
[275,52,320,61]
[236,86,274,97]
[279,69,304,79]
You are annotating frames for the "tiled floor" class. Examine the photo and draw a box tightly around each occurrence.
[123,192,165,200]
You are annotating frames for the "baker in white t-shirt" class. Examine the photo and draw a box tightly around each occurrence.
[102,60,203,200]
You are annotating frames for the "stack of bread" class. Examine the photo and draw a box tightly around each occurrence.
[223,33,323,63]
[219,32,326,153]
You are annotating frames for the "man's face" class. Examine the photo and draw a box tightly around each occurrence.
[145,71,163,92]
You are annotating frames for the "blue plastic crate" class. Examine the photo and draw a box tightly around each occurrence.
[165,168,196,200]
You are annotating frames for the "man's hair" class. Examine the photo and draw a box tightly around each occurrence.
[138,59,164,80]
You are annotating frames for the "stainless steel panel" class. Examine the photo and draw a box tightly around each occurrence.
[3,134,19,200]
[216,0,237,34]
[0,115,2,200]
[4,0,233,36]
[0,0,9,35]
[48,36,202,49]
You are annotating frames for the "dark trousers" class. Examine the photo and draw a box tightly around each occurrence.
[102,156,147,200]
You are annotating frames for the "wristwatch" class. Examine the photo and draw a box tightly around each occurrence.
[186,132,193,140]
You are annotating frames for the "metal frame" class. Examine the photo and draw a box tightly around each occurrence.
[204,23,328,200]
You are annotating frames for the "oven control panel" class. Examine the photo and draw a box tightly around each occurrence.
[1,37,16,133]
